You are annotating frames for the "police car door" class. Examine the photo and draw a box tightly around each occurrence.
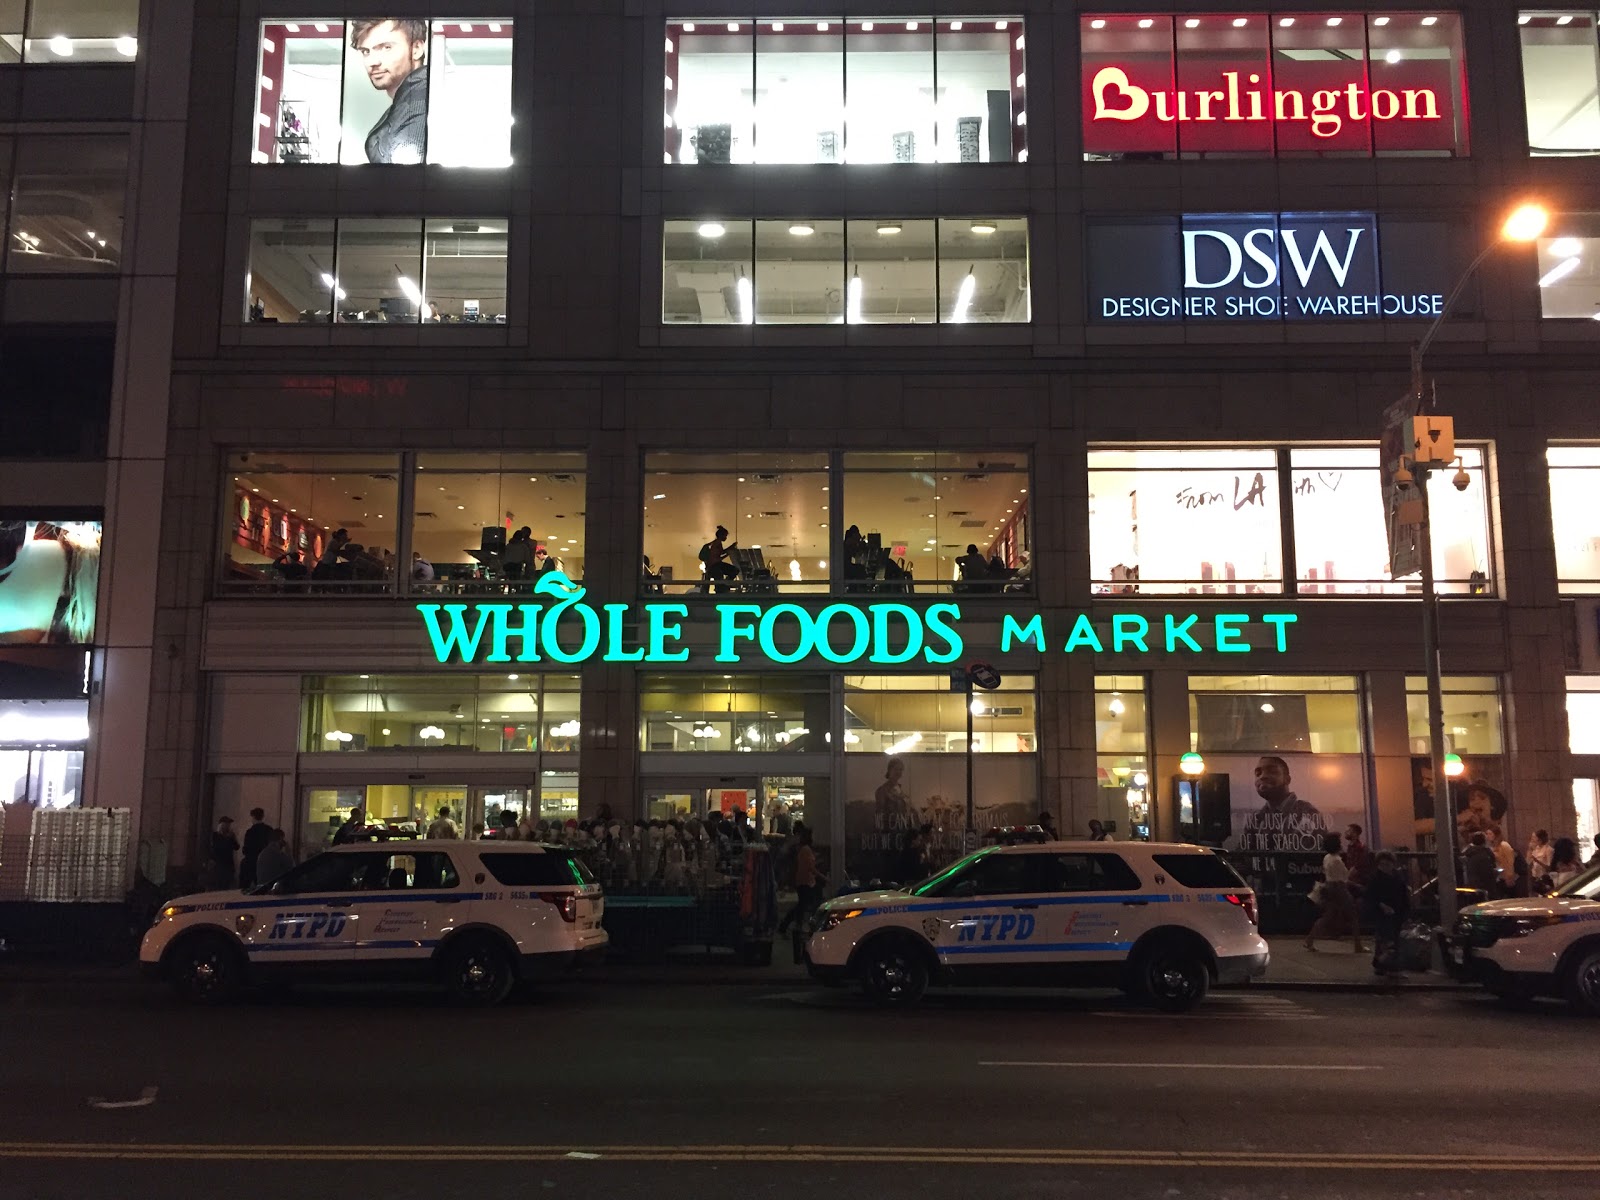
[930,852,1037,971]
[353,849,466,963]
[240,851,370,967]
[1025,851,1153,966]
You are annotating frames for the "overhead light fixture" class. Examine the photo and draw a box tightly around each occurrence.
[1421,15,1438,25]
[1539,257,1581,287]
[906,21,918,31]
[847,268,862,323]
[314,23,329,32]
[1260,702,1276,714]
[284,23,300,32]
[876,222,902,236]
[419,725,445,740]
[726,21,738,32]
[697,221,725,238]
[1184,17,1199,27]
[1137,18,1152,29]
[1108,695,1126,715]
[319,272,347,300]
[1232,17,1247,27]
[115,36,137,57]
[771,21,783,31]
[1557,14,1574,25]
[49,35,73,56]
[862,20,874,30]
[1518,13,1531,23]
[1091,19,1106,29]
[951,21,963,31]
[1326,16,1342,26]
[970,221,998,235]
[952,269,977,322]
[1443,752,1465,778]
[1279,17,1294,26]
[886,731,923,756]
[396,271,423,306]
[1179,752,1206,776]
[1385,48,1402,63]
[1373,15,1390,25]
[970,698,986,716]
[789,223,816,236]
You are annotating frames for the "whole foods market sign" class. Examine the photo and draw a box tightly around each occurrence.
[418,573,1297,666]
[1087,212,1448,322]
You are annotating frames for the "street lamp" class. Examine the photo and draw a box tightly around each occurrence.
[1402,201,1546,931]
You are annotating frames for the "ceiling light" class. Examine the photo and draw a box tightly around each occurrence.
[726,22,738,32]
[696,221,725,238]
[789,223,815,236]
[1279,17,1294,26]
[396,274,423,305]
[1372,16,1390,25]
[1518,13,1531,23]
[970,221,998,235]
[1184,18,1199,27]
[1108,696,1125,715]
[115,36,137,57]
[1260,702,1276,714]
[817,21,828,31]
[770,21,783,31]
[1385,48,1401,62]
[1091,19,1106,29]
[1557,15,1574,26]
[952,270,977,322]
[1539,257,1581,287]
[1421,16,1438,25]
[1326,17,1342,26]
[1550,237,1583,257]
[682,22,695,32]
[1232,17,1247,28]
[314,23,329,32]
[284,23,300,32]
[49,35,73,56]
[906,21,918,31]
[653,493,667,500]
[1137,18,1152,29]
[950,21,963,31]
[876,223,902,235]
[996,21,1008,30]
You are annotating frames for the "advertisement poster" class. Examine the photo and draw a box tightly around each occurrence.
[1410,754,1509,847]
[842,756,1036,885]
[0,521,102,646]
[1211,752,1368,854]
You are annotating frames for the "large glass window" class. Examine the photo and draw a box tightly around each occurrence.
[661,216,1029,325]
[247,217,507,325]
[640,673,831,752]
[223,453,401,591]
[1569,677,1600,754]
[840,452,1030,593]
[1190,675,1365,854]
[642,452,830,594]
[0,2,20,63]
[666,17,1026,164]
[1533,216,1600,319]
[1081,12,1468,160]
[21,0,138,62]
[1405,676,1503,756]
[1090,445,1492,596]
[1520,12,1600,155]
[6,135,126,274]
[1407,675,1509,846]
[1550,446,1600,589]
[302,673,578,752]
[1291,446,1490,595]
[412,452,586,589]
[844,674,1036,754]
[1089,448,1283,594]
[1096,675,1149,839]
[254,19,514,166]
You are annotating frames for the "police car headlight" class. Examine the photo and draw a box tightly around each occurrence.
[816,908,863,934]
[155,905,179,924]
[1506,915,1563,936]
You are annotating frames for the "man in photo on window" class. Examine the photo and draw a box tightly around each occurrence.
[351,18,429,164]
[1239,754,1326,853]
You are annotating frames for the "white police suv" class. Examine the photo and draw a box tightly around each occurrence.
[804,841,1267,1011]
[1443,865,1600,1012]
[141,840,606,1005]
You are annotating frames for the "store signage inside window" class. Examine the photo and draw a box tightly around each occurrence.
[418,572,1297,665]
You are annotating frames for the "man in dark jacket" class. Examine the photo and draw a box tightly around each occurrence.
[350,19,429,164]
[239,807,273,889]
[1461,832,1498,895]
[1363,852,1411,977]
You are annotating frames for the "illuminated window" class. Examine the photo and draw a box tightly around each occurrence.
[1533,218,1600,318]
[666,17,1026,164]
[6,136,126,275]
[1549,446,1600,587]
[301,673,578,753]
[21,0,139,62]
[253,19,514,166]
[1519,11,1600,155]
[1096,675,1150,840]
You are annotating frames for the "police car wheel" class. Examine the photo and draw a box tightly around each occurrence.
[170,934,243,1005]
[1564,947,1600,1016]
[859,941,928,1006]
[1137,946,1209,1013]
[443,938,515,1006]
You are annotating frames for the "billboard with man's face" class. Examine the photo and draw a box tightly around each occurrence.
[254,19,514,167]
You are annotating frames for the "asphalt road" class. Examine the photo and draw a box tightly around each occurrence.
[2,970,1597,1200]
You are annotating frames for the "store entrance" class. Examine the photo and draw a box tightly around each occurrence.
[299,778,575,853]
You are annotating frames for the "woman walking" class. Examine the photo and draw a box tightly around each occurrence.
[1305,832,1366,954]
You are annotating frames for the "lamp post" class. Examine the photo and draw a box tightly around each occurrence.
[1403,202,1547,931]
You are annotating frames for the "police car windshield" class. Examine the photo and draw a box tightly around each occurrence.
[1553,864,1600,900]
[908,850,993,897]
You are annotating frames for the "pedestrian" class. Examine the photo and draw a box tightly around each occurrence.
[1363,851,1410,977]
[1037,810,1059,840]
[1487,825,1516,895]
[777,826,822,954]
[1087,819,1112,842]
[498,809,520,839]
[1342,823,1374,891]
[1461,832,1498,897]
[210,816,240,889]
[1550,837,1584,889]
[332,805,366,845]
[255,828,294,888]
[1305,832,1365,954]
[1527,829,1554,887]
[239,806,272,889]
[427,805,460,839]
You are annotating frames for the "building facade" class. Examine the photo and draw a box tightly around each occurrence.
[123,0,1600,886]
[0,0,185,903]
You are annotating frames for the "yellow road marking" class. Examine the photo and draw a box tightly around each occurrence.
[0,1143,1595,1170]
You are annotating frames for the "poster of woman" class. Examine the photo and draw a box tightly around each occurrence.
[0,521,102,645]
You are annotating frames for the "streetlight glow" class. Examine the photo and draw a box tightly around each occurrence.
[1501,203,1548,243]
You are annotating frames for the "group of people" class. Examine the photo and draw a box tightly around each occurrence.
[1303,825,1412,976]
[1461,826,1592,898]
[269,527,394,585]
[209,809,295,891]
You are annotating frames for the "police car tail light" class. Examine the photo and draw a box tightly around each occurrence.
[536,891,578,922]
[1225,893,1257,926]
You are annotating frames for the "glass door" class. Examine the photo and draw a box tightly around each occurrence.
[640,777,759,822]
[468,785,532,839]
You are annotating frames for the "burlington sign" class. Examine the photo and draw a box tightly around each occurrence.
[418,573,1298,666]
[1088,212,1448,323]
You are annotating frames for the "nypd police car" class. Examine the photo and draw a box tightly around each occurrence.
[1443,865,1600,1012]
[804,841,1267,1011]
[141,840,606,1005]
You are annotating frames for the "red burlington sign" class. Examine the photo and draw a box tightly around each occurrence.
[1083,53,1462,156]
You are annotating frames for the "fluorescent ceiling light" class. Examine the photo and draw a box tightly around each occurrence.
[788,223,815,236]
[1421,16,1438,25]
[1558,15,1575,25]
[877,222,902,236]
[1327,17,1342,26]
[1539,257,1581,287]
[847,270,862,323]
[49,35,73,55]
[1091,19,1106,29]
[970,221,998,235]
[1549,237,1583,257]
[1279,17,1294,26]
[1185,18,1199,27]
[1372,16,1390,24]
[1137,18,1152,29]
[397,274,424,305]
[1233,18,1248,28]
[952,271,977,322]
[116,36,137,56]
[696,221,725,238]
[1385,48,1401,63]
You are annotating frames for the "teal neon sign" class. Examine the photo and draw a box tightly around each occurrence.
[417,572,1298,666]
